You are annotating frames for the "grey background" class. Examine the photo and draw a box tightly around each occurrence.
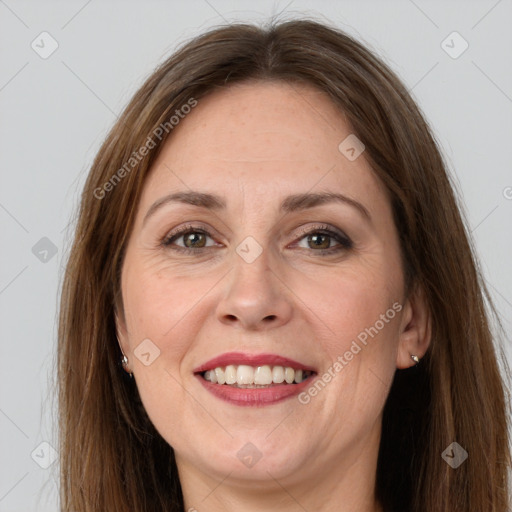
[1,1,511,510]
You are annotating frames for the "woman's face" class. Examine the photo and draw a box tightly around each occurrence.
[117,81,427,490]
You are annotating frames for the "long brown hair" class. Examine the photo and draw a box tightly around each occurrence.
[58,18,511,511]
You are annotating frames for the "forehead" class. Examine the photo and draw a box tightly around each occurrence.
[141,81,385,211]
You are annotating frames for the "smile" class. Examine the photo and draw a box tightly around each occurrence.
[202,364,314,387]
[193,352,318,406]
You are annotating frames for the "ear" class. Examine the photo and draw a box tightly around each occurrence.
[114,308,130,356]
[396,284,431,369]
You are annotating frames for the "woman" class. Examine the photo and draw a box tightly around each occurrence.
[58,19,511,511]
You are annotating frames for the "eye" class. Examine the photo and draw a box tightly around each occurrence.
[293,224,352,254]
[162,225,218,252]
[161,223,352,255]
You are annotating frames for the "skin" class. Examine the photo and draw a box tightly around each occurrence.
[116,81,431,512]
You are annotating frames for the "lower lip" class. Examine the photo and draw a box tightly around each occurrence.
[195,374,316,406]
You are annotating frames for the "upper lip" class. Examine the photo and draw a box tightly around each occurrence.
[193,351,317,373]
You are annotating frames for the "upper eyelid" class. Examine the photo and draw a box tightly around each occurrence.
[163,223,351,247]
[294,223,349,238]
[164,223,345,238]
[292,227,352,249]
[163,224,216,244]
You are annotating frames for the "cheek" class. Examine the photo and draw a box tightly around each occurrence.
[120,265,205,444]
[122,262,216,343]
[330,280,400,339]
[287,261,401,343]
[300,277,400,430]
[288,264,401,412]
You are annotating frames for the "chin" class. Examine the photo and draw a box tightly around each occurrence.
[200,435,308,482]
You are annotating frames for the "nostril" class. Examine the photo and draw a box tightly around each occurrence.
[221,313,278,325]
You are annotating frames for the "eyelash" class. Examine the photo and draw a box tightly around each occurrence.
[161,223,353,255]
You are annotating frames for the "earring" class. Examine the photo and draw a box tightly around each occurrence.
[410,354,420,365]
[121,354,133,378]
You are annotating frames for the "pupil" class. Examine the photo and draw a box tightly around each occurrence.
[309,234,329,249]
[185,232,205,248]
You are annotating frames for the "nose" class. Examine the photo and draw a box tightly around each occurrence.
[215,248,294,331]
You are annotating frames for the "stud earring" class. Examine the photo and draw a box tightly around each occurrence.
[121,354,133,378]
[410,354,420,365]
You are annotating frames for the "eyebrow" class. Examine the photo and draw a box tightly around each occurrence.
[143,191,226,225]
[281,192,371,220]
[143,190,371,225]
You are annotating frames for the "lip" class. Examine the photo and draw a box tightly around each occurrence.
[195,373,317,407]
[193,351,317,407]
[193,351,317,373]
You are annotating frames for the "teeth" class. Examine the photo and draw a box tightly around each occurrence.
[204,370,217,383]
[254,365,272,385]
[237,365,254,385]
[225,365,237,385]
[285,367,295,384]
[271,365,284,384]
[202,365,313,386]
[215,367,225,384]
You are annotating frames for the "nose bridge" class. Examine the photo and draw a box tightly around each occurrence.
[231,242,273,298]
[215,238,293,329]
